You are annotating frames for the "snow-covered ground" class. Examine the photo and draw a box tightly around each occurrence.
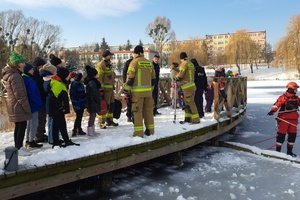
[2,65,300,199]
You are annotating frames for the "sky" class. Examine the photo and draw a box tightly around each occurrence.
[0,0,299,48]
[1,66,300,199]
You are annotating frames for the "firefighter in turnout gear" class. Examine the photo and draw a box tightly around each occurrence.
[267,81,300,157]
[96,50,118,129]
[174,52,200,124]
[123,45,156,137]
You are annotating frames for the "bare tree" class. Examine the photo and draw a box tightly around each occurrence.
[0,10,63,64]
[264,43,274,68]
[275,14,300,74]
[146,16,176,66]
[168,39,208,66]
[225,29,254,75]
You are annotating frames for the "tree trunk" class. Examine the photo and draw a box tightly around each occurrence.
[236,63,241,75]
[250,63,253,73]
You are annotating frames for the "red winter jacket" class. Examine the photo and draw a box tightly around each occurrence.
[271,91,300,120]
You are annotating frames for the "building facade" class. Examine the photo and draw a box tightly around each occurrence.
[206,30,266,63]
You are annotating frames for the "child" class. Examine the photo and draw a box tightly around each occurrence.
[22,63,44,148]
[70,72,87,137]
[49,67,79,148]
[205,77,214,113]
[267,81,300,157]
[84,65,101,136]
[39,63,57,144]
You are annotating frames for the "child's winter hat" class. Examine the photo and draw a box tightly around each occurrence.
[85,65,97,77]
[24,63,34,74]
[57,67,69,80]
[32,57,46,68]
[41,63,57,75]
[49,54,62,66]
[9,51,26,65]
[72,72,83,81]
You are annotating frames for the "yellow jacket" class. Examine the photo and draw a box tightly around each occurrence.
[126,55,155,97]
[96,58,116,90]
[175,59,196,90]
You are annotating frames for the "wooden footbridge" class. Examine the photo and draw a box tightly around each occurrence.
[0,76,247,199]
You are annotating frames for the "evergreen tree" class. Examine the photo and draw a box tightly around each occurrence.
[100,37,109,51]
[138,39,143,46]
[125,40,132,50]
[94,42,100,52]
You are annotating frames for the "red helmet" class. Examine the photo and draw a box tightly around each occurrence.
[286,82,299,90]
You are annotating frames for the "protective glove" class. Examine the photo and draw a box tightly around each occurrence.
[267,110,274,116]
[122,84,132,94]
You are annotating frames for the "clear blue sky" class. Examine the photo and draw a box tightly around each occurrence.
[0,0,299,48]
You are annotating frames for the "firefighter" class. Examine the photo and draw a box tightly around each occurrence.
[123,45,156,137]
[174,52,200,124]
[267,81,300,157]
[96,50,118,129]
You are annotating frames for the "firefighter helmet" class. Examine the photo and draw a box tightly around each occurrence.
[286,82,299,90]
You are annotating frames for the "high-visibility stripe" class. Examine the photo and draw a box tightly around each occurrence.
[191,113,200,119]
[146,124,154,129]
[134,126,144,132]
[181,82,195,90]
[102,85,114,89]
[106,112,113,118]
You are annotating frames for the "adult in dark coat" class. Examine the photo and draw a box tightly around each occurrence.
[191,58,207,118]
[1,51,32,156]
[31,57,48,142]
[84,65,101,136]
[152,54,161,116]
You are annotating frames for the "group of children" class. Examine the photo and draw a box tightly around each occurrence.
[1,51,103,156]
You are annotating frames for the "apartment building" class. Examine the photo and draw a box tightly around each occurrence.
[206,30,266,62]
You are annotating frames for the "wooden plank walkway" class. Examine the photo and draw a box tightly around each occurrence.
[0,77,247,199]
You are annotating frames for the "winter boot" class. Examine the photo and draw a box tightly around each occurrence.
[92,125,100,136]
[78,128,87,135]
[52,140,66,149]
[106,119,119,127]
[100,123,107,129]
[276,146,281,152]
[144,129,151,136]
[287,146,297,157]
[65,139,80,146]
[87,126,96,137]
[28,140,43,148]
[71,128,78,137]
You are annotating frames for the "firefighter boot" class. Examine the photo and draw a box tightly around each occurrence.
[287,146,297,157]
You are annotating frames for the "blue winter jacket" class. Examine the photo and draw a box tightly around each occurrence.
[22,73,44,113]
[70,80,87,111]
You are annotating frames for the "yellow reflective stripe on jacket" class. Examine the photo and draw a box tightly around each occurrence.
[132,85,152,92]
[188,63,194,82]
[181,82,195,90]
[102,84,114,89]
